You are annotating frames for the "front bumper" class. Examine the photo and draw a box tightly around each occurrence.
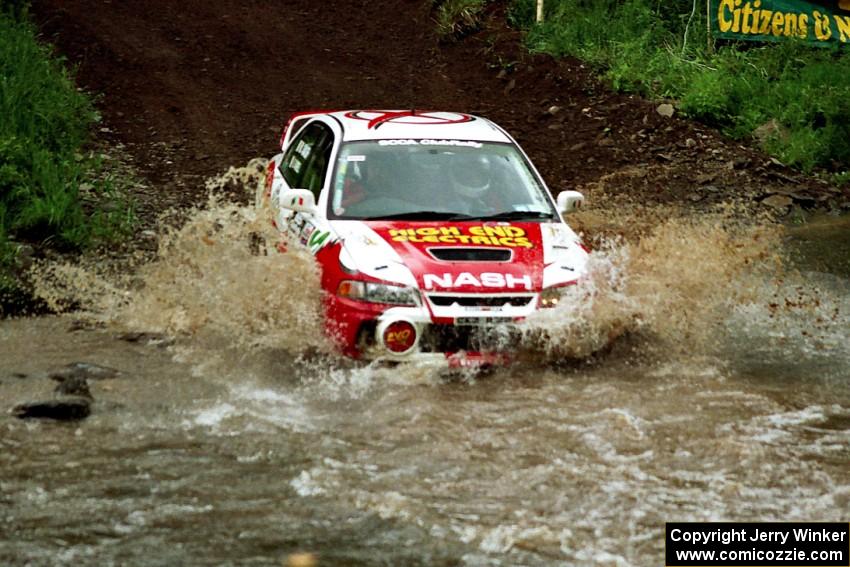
[327,291,541,365]
[360,349,513,369]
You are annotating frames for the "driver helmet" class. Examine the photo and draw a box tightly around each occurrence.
[362,151,398,197]
[413,149,444,177]
[450,154,492,198]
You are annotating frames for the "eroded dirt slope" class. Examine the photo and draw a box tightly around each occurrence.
[32,0,846,217]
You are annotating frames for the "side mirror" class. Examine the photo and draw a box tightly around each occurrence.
[280,188,317,215]
[557,190,585,214]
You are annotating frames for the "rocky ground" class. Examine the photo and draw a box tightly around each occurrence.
[29,0,848,231]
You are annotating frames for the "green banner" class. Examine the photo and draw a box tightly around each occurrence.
[709,0,850,45]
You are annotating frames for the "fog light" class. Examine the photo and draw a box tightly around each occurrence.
[539,282,577,308]
[382,320,417,354]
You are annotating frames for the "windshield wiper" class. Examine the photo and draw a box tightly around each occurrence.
[473,210,555,221]
[360,211,477,221]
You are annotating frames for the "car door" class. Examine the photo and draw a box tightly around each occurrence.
[274,121,336,253]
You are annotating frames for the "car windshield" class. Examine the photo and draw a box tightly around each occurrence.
[328,140,556,220]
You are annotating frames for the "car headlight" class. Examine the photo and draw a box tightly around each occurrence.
[539,284,574,308]
[337,280,421,306]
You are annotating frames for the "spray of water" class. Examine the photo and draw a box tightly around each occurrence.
[31,163,329,354]
[520,209,785,361]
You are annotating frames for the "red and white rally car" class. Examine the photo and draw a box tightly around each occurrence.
[261,110,589,367]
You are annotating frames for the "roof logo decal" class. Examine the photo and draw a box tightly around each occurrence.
[343,110,474,130]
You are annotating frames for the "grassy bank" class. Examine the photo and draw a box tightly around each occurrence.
[0,7,132,310]
[437,0,850,175]
[520,0,850,173]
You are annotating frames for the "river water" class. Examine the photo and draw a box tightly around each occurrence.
[1,172,848,566]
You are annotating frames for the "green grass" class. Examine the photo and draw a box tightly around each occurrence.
[434,0,490,39]
[1,9,133,309]
[510,0,850,175]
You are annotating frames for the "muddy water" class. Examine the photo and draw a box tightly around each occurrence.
[2,191,849,565]
[788,214,850,278]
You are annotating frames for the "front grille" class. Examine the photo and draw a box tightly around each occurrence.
[419,323,519,352]
[428,247,512,262]
[428,295,533,308]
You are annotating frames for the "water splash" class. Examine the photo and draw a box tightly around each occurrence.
[521,211,785,361]
[31,163,329,354]
[124,197,326,352]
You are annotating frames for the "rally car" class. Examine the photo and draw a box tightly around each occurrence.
[260,110,589,367]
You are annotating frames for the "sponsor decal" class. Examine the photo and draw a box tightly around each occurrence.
[299,225,312,246]
[388,225,534,248]
[291,216,332,253]
[377,139,483,148]
[382,320,417,353]
[290,214,306,235]
[710,0,850,45]
[295,140,312,159]
[344,110,474,129]
[455,316,514,326]
[386,328,412,345]
[264,161,275,199]
[423,272,533,290]
[308,229,330,251]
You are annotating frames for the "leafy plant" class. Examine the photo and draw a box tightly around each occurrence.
[435,0,489,39]
[0,10,134,310]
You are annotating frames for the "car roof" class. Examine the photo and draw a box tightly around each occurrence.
[320,110,512,143]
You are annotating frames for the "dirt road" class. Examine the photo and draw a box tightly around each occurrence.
[31,0,845,216]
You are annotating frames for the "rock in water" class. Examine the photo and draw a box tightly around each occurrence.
[54,375,93,399]
[116,331,169,345]
[284,553,317,567]
[13,372,94,420]
[49,362,120,382]
[12,397,91,421]
[761,194,793,216]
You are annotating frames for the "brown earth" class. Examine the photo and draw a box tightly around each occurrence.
[31,0,848,225]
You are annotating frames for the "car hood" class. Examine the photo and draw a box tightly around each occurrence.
[330,220,588,293]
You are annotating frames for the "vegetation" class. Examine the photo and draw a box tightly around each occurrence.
[0,8,132,307]
[435,0,849,174]
[434,0,490,38]
[507,0,850,174]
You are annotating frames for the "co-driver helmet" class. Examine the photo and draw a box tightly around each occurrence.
[449,153,492,198]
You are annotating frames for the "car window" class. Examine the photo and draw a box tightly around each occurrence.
[281,122,333,195]
[286,117,311,143]
[300,129,334,197]
[329,140,555,220]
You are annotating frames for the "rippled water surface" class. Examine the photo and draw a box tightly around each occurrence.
[2,188,849,565]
